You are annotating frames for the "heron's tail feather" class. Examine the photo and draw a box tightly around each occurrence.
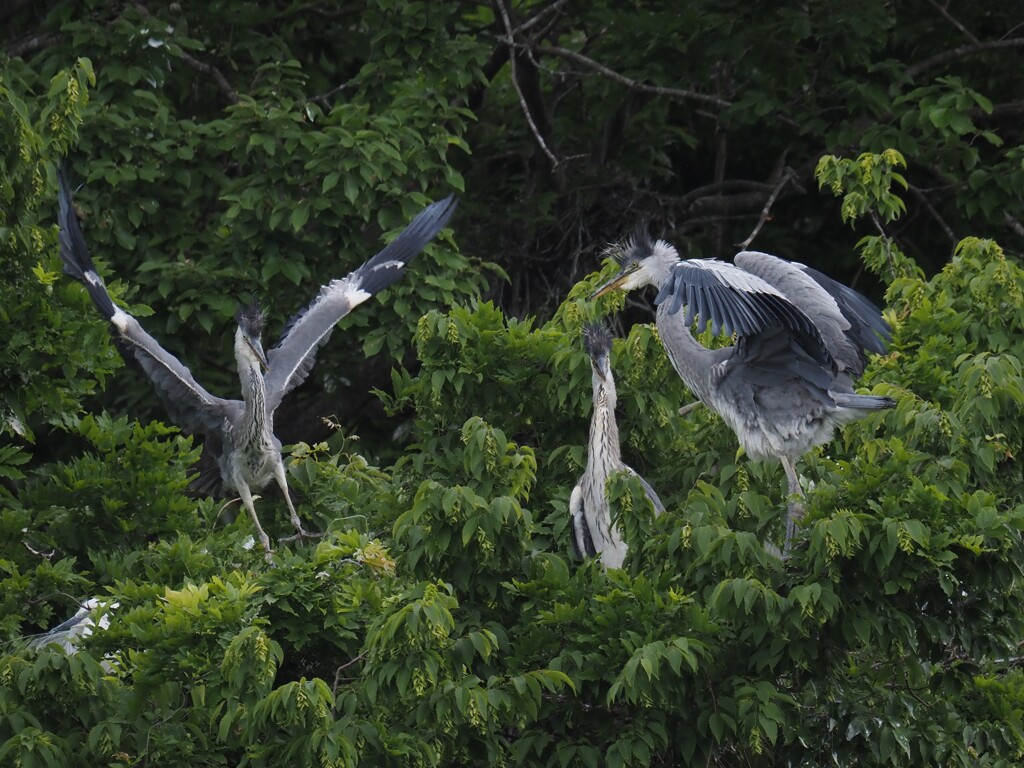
[57,165,118,321]
[352,194,458,297]
[832,392,896,410]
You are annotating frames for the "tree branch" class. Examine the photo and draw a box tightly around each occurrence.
[6,32,58,58]
[905,38,1024,79]
[1003,211,1024,239]
[178,49,240,105]
[133,2,239,105]
[909,184,957,246]
[925,0,979,44]
[494,0,560,167]
[736,168,797,249]
[535,44,731,109]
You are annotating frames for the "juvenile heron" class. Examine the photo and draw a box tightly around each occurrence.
[570,324,665,569]
[591,228,895,553]
[26,598,119,654]
[58,168,457,557]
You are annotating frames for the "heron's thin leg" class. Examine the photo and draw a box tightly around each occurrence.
[781,456,805,556]
[273,462,323,542]
[236,481,273,560]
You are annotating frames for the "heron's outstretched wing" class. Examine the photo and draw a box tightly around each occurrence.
[264,195,458,412]
[58,167,235,435]
[734,251,891,375]
[654,258,832,366]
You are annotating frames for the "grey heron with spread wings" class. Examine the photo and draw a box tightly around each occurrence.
[570,324,665,569]
[58,168,456,558]
[591,228,894,554]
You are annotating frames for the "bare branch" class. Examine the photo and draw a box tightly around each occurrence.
[736,168,797,249]
[678,401,704,417]
[535,44,731,109]
[925,0,979,44]
[905,38,1024,79]
[6,32,59,58]
[1004,211,1024,239]
[909,185,957,246]
[178,49,240,105]
[494,0,560,168]
[134,3,239,105]
[869,212,897,279]
[331,652,368,711]
[312,80,351,111]
[514,0,570,35]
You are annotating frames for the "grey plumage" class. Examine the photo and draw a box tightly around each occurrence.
[58,166,457,558]
[592,229,895,554]
[25,599,118,654]
[569,323,665,569]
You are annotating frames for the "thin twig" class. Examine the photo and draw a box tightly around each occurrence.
[6,32,59,58]
[905,38,1024,79]
[870,212,897,279]
[513,0,570,35]
[134,3,239,104]
[925,0,979,43]
[909,185,957,246]
[312,81,351,111]
[736,168,796,249]
[678,402,704,417]
[535,44,731,109]
[177,50,240,105]
[1004,211,1024,238]
[331,651,368,710]
[495,0,560,168]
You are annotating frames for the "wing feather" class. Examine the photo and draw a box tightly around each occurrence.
[264,195,457,411]
[654,258,832,367]
[58,167,234,436]
[735,251,890,375]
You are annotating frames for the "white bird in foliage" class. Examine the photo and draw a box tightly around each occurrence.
[570,324,665,569]
[591,228,895,554]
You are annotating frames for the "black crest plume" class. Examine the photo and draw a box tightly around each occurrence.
[582,322,613,359]
[236,302,265,337]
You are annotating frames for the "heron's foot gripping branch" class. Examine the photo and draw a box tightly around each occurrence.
[279,527,325,544]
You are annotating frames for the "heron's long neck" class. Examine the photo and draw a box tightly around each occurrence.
[656,306,718,404]
[239,362,270,442]
[588,375,622,471]
[647,249,680,291]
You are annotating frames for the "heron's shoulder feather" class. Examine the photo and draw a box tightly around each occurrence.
[735,251,890,375]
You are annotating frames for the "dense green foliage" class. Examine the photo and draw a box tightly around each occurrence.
[2,2,1024,766]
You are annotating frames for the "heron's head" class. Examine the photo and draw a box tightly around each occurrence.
[582,323,613,381]
[235,302,269,370]
[590,225,680,298]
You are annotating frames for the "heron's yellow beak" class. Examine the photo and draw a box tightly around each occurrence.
[589,262,640,299]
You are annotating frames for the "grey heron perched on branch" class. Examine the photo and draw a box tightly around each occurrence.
[58,167,457,558]
[570,324,665,569]
[591,228,895,554]
[25,598,119,654]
